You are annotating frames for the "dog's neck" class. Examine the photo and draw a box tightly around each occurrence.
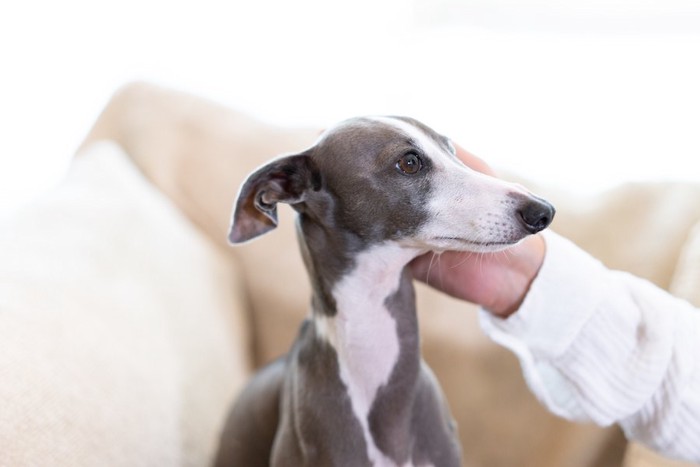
[297,216,424,462]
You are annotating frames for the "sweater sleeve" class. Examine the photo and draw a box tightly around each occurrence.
[479,231,700,462]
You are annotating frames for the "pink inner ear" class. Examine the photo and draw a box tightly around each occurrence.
[228,153,312,245]
[228,203,278,245]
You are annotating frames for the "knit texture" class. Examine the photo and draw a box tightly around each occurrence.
[480,231,700,462]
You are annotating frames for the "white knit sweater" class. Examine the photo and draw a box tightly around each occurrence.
[480,231,700,462]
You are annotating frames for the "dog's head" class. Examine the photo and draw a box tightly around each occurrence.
[228,116,554,253]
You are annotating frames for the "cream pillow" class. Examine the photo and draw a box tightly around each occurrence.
[0,142,251,466]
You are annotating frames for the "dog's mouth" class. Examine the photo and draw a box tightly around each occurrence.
[432,236,522,251]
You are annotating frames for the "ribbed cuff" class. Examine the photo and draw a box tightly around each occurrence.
[480,230,610,359]
[478,230,695,442]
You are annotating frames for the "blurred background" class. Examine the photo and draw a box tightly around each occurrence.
[2,0,699,216]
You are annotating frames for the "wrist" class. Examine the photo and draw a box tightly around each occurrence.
[489,234,546,318]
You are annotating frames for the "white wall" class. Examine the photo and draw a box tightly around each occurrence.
[2,0,699,215]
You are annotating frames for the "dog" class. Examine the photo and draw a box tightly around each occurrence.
[215,116,555,467]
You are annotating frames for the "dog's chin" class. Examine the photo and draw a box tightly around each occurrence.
[429,236,527,253]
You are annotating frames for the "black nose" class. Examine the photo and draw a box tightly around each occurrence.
[518,198,555,234]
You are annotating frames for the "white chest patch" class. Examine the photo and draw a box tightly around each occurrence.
[315,243,419,467]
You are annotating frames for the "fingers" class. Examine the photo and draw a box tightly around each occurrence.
[409,251,485,304]
[409,235,547,318]
[408,253,433,282]
[454,143,495,176]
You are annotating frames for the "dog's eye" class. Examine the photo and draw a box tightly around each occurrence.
[396,153,423,175]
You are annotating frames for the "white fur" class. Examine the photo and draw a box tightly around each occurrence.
[315,243,419,467]
[311,117,530,466]
[375,117,533,253]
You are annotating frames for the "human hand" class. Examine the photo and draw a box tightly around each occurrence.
[409,145,546,318]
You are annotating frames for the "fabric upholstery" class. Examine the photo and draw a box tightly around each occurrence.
[0,142,250,466]
[5,81,699,466]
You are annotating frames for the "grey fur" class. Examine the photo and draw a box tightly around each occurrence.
[216,116,553,467]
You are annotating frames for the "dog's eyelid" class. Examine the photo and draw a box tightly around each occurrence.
[402,138,424,154]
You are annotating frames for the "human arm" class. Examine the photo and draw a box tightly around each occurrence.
[480,231,700,461]
[411,146,700,461]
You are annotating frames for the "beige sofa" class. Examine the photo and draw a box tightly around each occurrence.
[1,82,698,466]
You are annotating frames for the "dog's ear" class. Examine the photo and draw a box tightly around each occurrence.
[228,153,320,244]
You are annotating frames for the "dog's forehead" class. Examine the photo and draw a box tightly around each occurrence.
[383,116,453,154]
[316,116,452,160]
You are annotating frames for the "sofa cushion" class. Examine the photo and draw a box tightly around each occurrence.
[83,83,700,466]
[0,142,251,466]
[671,219,700,307]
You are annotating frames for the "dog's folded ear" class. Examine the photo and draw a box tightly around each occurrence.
[228,153,321,244]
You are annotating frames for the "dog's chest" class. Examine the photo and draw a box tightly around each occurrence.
[314,244,430,467]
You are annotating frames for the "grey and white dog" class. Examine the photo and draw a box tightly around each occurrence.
[215,116,554,467]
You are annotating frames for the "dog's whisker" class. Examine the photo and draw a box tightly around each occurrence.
[449,251,473,270]
[425,251,441,287]
[222,114,554,465]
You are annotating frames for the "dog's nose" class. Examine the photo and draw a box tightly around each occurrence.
[518,198,555,234]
